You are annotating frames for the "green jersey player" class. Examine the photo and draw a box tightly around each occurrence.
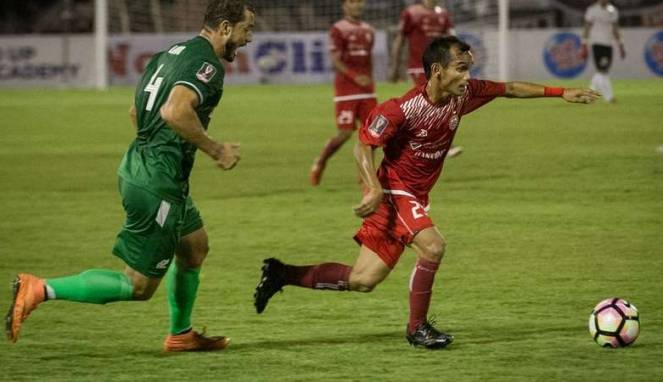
[6,0,255,352]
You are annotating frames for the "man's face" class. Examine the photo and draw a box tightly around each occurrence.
[343,0,365,19]
[223,9,255,62]
[437,47,473,96]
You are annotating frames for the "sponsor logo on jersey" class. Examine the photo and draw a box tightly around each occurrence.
[416,129,428,138]
[368,115,389,137]
[196,62,217,83]
[415,149,446,160]
[449,114,459,131]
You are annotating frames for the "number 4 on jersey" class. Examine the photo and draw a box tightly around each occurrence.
[144,64,164,111]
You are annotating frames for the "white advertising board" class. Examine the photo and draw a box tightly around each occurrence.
[0,29,661,88]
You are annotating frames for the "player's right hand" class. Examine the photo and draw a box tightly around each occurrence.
[562,88,601,104]
[580,43,588,60]
[354,75,372,88]
[353,187,383,218]
[216,142,241,170]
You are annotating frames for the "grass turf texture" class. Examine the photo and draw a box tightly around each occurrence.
[0,80,662,381]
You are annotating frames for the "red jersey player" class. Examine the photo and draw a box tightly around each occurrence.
[389,0,463,159]
[389,0,455,87]
[310,0,376,186]
[255,37,599,349]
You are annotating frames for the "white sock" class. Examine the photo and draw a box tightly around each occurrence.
[590,73,600,91]
[45,284,56,300]
[602,73,614,102]
[596,73,614,102]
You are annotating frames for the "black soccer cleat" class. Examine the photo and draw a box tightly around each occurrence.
[406,321,454,349]
[254,258,287,314]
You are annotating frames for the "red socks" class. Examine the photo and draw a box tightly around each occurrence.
[284,263,351,291]
[408,259,440,333]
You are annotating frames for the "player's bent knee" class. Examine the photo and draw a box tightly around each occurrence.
[176,243,209,268]
[420,240,446,262]
[349,274,381,293]
[132,285,157,301]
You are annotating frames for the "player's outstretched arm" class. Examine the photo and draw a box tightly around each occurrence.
[353,140,382,218]
[160,85,240,170]
[504,82,600,104]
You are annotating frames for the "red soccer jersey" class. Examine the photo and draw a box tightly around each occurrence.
[358,79,506,205]
[398,4,454,74]
[330,18,375,99]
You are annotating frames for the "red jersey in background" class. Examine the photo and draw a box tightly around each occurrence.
[330,18,375,101]
[398,4,454,77]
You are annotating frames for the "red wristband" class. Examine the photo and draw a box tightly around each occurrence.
[544,87,564,97]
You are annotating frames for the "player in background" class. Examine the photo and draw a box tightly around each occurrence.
[6,0,254,352]
[255,36,599,349]
[389,0,462,158]
[582,0,625,103]
[310,0,376,186]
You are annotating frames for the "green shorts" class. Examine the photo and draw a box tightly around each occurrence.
[112,179,204,278]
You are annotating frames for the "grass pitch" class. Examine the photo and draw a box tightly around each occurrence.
[1,80,662,381]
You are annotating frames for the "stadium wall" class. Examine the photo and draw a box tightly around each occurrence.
[0,28,661,88]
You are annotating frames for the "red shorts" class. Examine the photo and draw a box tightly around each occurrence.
[353,192,434,269]
[335,97,377,130]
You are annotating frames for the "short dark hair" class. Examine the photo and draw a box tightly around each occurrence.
[422,36,471,80]
[204,0,253,29]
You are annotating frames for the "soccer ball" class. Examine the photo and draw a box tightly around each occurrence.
[588,298,640,348]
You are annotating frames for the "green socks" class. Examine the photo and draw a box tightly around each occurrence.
[46,269,134,304]
[44,265,201,334]
[167,264,200,335]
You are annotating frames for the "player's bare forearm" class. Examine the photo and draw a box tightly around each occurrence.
[161,90,216,156]
[332,54,371,87]
[583,23,592,40]
[352,141,383,217]
[161,86,240,170]
[389,35,404,81]
[504,82,600,104]
[129,104,137,129]
[504,82,549,98]
[354,141,380,190]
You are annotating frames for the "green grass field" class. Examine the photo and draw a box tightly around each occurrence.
[1,80,662,381]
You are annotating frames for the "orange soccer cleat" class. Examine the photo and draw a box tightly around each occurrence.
[163,329,231,352]
[5,273,46,343]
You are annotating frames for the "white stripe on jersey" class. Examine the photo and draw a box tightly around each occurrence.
[333,93,377,102]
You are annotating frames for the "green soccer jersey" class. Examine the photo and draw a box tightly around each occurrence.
[118,36,225,202]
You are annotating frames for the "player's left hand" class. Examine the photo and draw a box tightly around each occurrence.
[354,75,372,88]
[618,43,626,59]
[562,88,601,104]
[216,142,241,170]
[353,187,383,218]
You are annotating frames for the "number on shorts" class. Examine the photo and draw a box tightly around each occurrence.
[409,200,426,219]
[337,110,354,125]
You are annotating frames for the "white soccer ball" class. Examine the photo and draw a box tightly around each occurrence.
[588,298,640,348]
